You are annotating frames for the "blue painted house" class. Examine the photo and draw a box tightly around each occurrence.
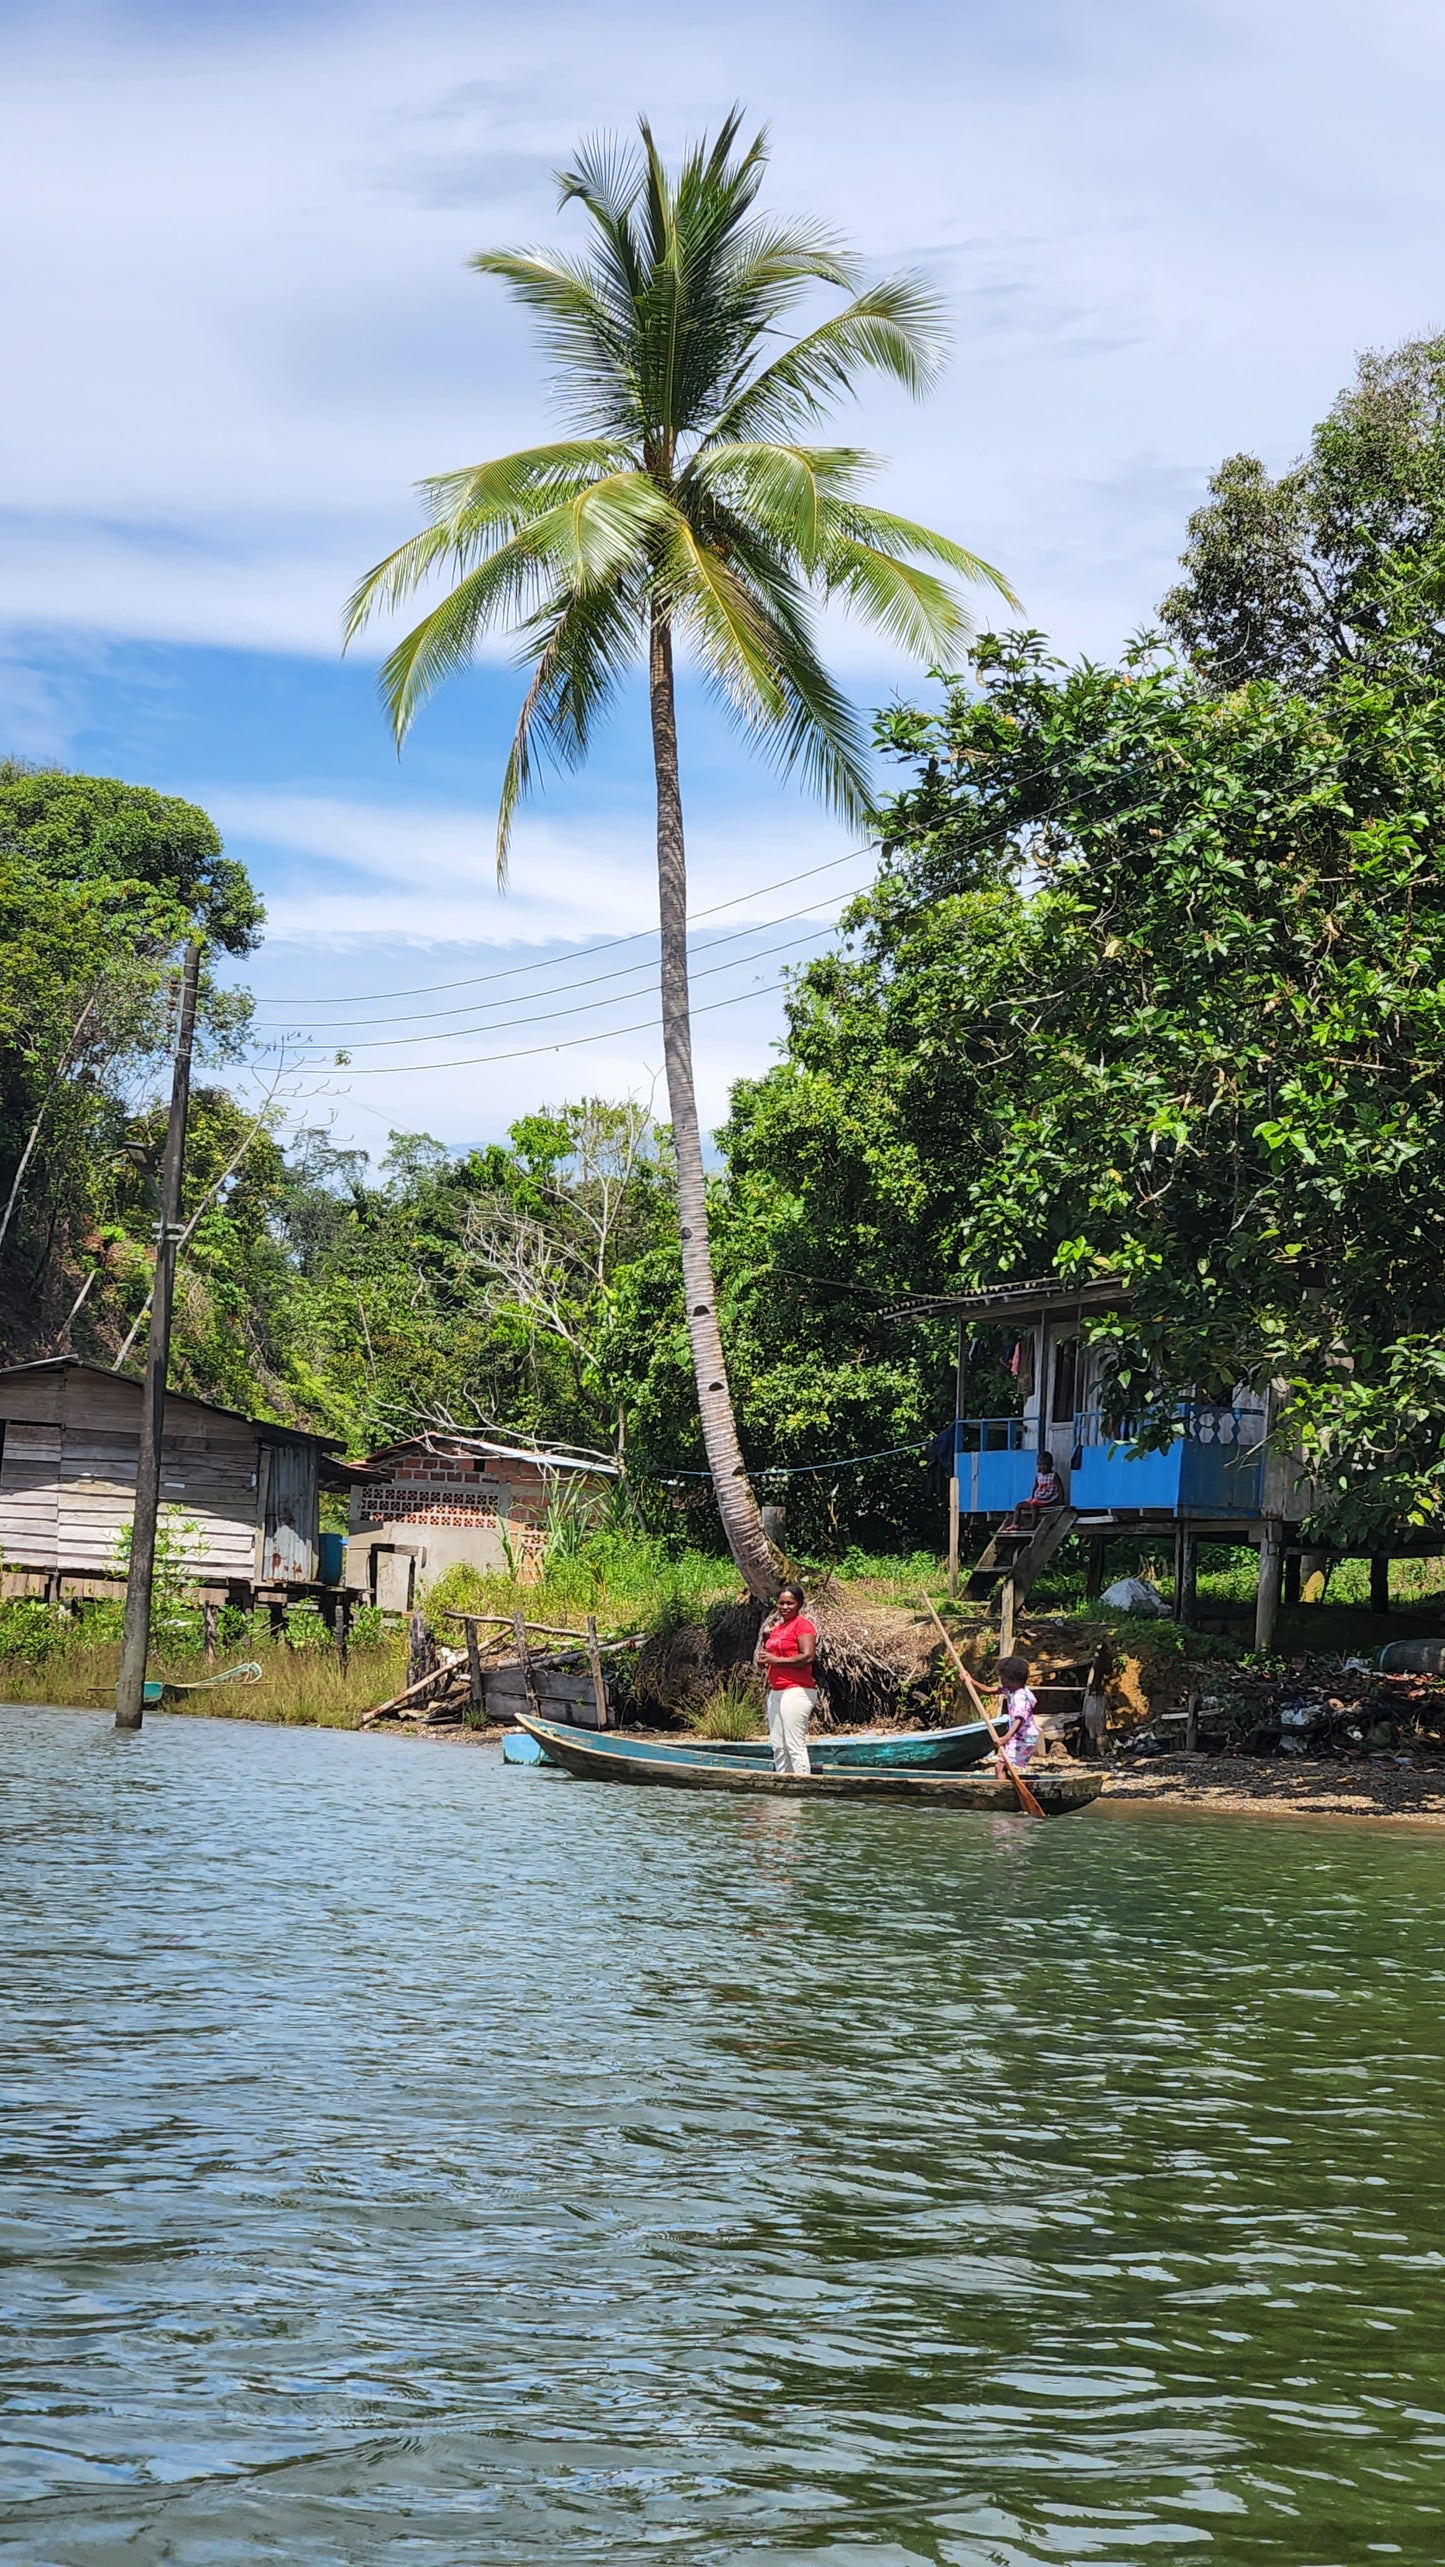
[901,1276,1309,1533]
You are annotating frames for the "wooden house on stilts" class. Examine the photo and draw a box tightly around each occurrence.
[890,1278,1313,1650]
[0,1358,349,1609]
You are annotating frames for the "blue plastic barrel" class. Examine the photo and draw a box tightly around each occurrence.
[317,1531,345,1586]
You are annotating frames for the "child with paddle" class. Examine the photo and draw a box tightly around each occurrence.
[994,1655,1041,1780]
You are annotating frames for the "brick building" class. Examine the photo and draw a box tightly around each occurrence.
[345,1433,619,1608]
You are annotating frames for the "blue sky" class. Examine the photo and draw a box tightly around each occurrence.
[3,0,1443,1155]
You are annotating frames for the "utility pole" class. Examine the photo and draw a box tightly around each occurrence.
[115,940,202,1731]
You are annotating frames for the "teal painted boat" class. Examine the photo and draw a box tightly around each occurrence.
[510,1718,997,1774]
[513,1714,1102,1816]
[138,1663,263,1707]
[698,1718,997,1772]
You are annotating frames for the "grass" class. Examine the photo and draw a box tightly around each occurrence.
[14,1513,1444,1734]
[0,1594,405,1727]
[684,1676,765,1740]
[421,1527,740,1642]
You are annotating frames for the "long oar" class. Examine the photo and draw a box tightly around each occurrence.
[919,1591,1046,1820]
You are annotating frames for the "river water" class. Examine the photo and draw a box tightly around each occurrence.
[2,1706,1443,2564]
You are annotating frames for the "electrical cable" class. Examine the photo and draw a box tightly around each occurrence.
[242,962,810,1078]
[243,843,879,1017]
[632,1437,931,1481]
[254,910,848,1052]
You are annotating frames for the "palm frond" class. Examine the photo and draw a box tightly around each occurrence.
[665,520,788,722]
[663,509,871,820]
[345,519,482,645]
[497,579,643,874]
[469,248,638,424]
[416,440,636,528]
[684,442,877,563]
[822,540,975,660]
[705,276,950,444]
[373,474,673,740]
[825,500,1019,605]
[351,110,1015,872]
[344,442,636,644]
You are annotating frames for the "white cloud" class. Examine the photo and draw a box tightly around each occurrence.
[3,0,1444,663]
[211,788,866,947]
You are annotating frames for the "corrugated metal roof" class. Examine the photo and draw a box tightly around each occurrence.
[355,1430,619,1477]
[0,1357,342,1450]
[880,1276,1132,1325]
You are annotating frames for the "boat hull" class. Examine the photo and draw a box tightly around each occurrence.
[515,1716,1103,1815]
[700,1719,995,1772]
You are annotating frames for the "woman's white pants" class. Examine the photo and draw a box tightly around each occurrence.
[767,1686,816,1775]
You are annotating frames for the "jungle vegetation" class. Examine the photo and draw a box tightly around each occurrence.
[7,335,1445,1551]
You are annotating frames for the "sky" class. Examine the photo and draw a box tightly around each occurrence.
[2,0,1443,1160]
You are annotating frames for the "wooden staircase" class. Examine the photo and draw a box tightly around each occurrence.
[966,1506,1079,1612]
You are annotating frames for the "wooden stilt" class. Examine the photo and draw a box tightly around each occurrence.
[1370,1553,1390,1616]
[586,1614,609,1729]
[999,1575,1017,1661]
[512,1608,542,1722]
[948,1315,966,1601]
[1255,1522,1284,1654]
[1178,1525,1198,1627]
[202,1601,218,1665]
[464,1616,485,1718]
[1085,1534,1107,1601]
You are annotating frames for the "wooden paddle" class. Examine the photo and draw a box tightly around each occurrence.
[919,1591,1046,1819]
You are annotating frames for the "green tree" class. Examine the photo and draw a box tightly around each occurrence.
[722,632,1445,1541]
[0,761,262,956]
[1161,335,1445,693]
[344,110,1011,1595]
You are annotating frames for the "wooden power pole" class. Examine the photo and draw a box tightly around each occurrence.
[115,941,202,1731]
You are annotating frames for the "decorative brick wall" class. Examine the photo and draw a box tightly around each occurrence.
[352,1447,554,1546]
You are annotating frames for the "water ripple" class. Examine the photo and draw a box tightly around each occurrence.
[3,1705,1443,2562]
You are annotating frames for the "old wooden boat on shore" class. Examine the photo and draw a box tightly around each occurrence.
[513,1714,1104,1815]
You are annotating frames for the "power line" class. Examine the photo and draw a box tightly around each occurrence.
[633,1437,931,1481]
[247,959,811,1079]
[243,844,879,1018]
[254,913,846,1052]
[249,900,849,1033]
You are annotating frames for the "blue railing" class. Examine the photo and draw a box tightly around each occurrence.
[956,1404,1268,1518]
[1067,1404,1267,1516]
[955,1417,1041,1515]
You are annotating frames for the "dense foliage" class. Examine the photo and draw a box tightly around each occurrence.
[0,765,258,1359]
[1161,334,1445,694]
[721,629,1445,1538]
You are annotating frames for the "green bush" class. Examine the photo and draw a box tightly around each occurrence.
[686,1676,764,1739]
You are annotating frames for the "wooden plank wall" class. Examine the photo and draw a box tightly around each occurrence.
[0,1370,259,1578]
[0,1423,61,1566]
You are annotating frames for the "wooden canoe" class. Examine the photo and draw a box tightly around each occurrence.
[513,1715,1104,1815]
[697,1718,997,1771]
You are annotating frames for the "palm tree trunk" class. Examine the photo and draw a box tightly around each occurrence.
[649,604,778,1599]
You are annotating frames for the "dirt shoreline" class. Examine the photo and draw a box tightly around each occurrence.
[1096,1752,1445,1826]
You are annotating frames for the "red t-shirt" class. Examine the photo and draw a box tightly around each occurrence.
[764,1614,817,1689]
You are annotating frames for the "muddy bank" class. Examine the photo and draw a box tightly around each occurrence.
[1099,1753,1445,1824]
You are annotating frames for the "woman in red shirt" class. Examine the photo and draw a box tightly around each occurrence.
[755,1582,818,1775]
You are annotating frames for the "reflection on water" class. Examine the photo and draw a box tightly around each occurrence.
[3,1704,1444,2563]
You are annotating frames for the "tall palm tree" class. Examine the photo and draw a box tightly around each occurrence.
[346,111,1014,1597]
